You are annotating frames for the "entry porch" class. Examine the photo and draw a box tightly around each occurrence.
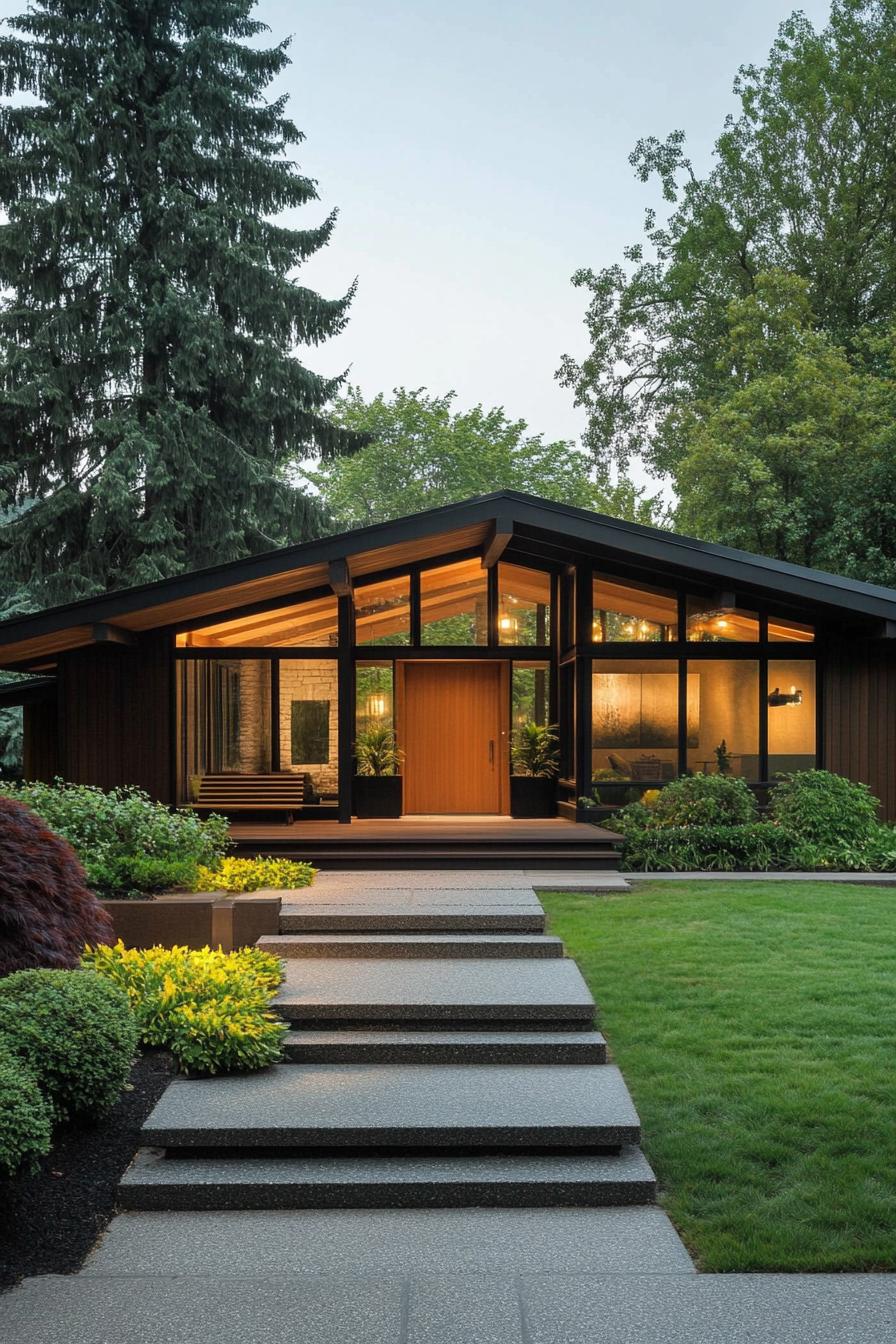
[227,813,622,870]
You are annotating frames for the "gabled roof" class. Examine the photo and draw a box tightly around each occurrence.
[0,490,894,667]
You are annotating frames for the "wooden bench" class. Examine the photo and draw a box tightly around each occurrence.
[190,773,306,824]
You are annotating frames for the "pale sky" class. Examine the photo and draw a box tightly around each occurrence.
[2,0,834,461]
[263,0,832,456]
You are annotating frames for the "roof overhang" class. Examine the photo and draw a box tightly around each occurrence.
[1,491,896,667]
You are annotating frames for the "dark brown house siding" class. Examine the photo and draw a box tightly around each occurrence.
[22,699,59,781]
[824,640,896,821]
[55,633,173,802]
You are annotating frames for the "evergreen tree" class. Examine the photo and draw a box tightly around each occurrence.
[0,0,359,605]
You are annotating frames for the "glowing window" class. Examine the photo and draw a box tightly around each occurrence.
[686,597,759,642]
[355,577,410,646]
[768,616,814,642]
[420,558,488,646]
[498,565,551,645]
[592,575,678,642]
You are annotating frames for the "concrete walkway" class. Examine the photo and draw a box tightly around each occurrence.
[2,870,894,1342]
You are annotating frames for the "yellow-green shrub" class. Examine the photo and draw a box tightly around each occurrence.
[193,856,316,892]
[82,942,286,1074]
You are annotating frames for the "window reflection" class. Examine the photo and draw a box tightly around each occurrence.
[355,577,410,646]
[420,558,488,645]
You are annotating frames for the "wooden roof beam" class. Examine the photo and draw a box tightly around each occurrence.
[482,516,514,569]
[328,558,353,596]
[92,623,138,648]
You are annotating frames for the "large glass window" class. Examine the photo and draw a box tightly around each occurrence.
[687,660,759,778]
[592,575,678,642]
[177,659,271,800]
[355,660,394,734]
[768,660,816,775]
[176,594,339,647]
[512,661,551,731]
[592,660,680,794]
[498,564,551,645]
[279,659,338,799]
[686,598,759,642]
[355,577,410,646]
[768,616,814,642]
[420,558,488,645]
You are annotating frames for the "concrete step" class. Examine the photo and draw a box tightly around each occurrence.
[260,933,565,959]
[272,956,594,1029]
[282,1028,607,1064]
[79,1208,693,1279]
[120,1145,656,1210]
[140,1063,640,1150]
[278,902,546,933]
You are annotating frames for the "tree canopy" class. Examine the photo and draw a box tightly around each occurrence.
[559,0,896,582]
[309,386,664,531]
[0,0,358,607]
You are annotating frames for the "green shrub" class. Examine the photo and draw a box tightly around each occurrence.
[88,854,201,898]
[82,942,286,1074]
[769,770,880,866]
[0,969,137,1121]
[511,721,560,777]
[0,779,230,896]
[193,856,316,892]
[0,1043,52,1177]
[649,773,759,827]
[619,821,791,872]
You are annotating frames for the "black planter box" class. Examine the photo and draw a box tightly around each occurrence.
[510,775,556,819]
[353,775,403,819]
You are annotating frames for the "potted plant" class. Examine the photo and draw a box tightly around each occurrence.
[353,724,404,818]
[510,720,559,818]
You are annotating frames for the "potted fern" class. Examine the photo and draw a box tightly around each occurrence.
[353,724,404,818]
[510,720,559,818]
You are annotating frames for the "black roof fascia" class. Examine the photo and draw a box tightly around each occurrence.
[2,490,896,648]
[0,676,56,706]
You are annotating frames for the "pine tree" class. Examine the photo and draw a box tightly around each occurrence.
[0,0,358,604]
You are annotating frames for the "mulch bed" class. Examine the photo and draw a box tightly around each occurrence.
[0,1050,175,1290]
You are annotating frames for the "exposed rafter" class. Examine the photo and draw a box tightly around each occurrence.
[482,515,514,569]
[92,623,137,648]
[328,558,353,596]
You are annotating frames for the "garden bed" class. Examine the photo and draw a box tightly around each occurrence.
[0,1051,174,1290]
[541,882,896,1272]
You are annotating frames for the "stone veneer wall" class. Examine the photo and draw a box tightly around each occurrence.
[279,659,339,795]
[235,660,271,772]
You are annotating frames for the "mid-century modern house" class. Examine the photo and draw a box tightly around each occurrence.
[1,492,895,862]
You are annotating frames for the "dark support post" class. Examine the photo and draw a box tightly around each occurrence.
[548,573,560,728]
[270,660,280,772]
[574,561,592,803]
[758,658,769,787]
[336,594,354,824]
[677,661,688,778]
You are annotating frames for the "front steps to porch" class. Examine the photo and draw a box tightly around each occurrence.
[121,877,676,1225]
[229,815,623,870]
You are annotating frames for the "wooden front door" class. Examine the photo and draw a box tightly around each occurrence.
[400,662,508,814]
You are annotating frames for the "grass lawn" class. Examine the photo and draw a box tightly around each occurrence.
[541,882,896,1272]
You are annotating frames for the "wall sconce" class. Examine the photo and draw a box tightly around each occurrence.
[366,694,387,718]
[768,685,803,707]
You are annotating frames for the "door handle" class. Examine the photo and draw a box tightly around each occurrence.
[488,739,495,766]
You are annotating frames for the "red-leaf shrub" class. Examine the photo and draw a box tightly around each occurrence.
[0,797,114,975]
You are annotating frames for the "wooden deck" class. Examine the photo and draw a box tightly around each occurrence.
[228,815,622,871]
